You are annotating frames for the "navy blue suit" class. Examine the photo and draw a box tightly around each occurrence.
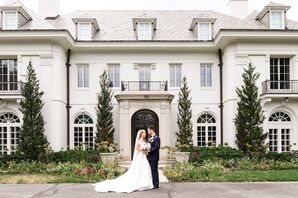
[147,135,160,188]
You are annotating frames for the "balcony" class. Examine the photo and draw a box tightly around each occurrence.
[121,81,168,91]
[261,80,298,99]
[0,81,23,99]
[115,81,173,102]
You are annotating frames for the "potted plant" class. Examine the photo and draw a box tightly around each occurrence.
[96,141,118,165]
[174,76,193,163]
[173,143,192,163]
[95,70,118,165]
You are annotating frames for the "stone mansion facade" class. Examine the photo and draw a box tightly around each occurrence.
[0,0,298,160]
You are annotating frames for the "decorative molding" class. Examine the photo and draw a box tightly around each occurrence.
[0,100,7,108]
[133,64,139,70]
[236,54,249,66]
[40,55,52,66]
[133,63,156,70]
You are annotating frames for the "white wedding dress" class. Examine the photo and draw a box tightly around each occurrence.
[93,131,153,193]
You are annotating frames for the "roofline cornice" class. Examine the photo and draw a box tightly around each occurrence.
[1,29,298,51]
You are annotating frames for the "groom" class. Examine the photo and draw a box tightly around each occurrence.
[147,126,160,189]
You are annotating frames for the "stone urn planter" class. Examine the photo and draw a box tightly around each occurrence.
[173,151,191,163]
[99,152,118,165]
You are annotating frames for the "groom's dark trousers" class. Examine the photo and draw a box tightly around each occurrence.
[147,135,160,188]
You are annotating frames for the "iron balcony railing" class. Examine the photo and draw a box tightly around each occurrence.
[0,81,23,94]
[262,80,298,94]
[121,81,168,91]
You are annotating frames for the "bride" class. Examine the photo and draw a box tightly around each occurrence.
[93,129,153,193]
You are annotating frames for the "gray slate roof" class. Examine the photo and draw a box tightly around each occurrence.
[3,1,298,41]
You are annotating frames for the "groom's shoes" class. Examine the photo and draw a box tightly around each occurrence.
[153,185,159,189]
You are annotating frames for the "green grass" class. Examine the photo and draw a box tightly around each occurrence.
[0,173,103,184]
[2,170,298,184]
[219,170,298,182]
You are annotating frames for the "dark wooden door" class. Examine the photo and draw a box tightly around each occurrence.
[131,109,159,158]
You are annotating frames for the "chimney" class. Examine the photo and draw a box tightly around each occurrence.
[39,0,60,19]
[227,0,248,19]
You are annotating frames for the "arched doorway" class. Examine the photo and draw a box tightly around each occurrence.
[131,109,159,158]
[0,112,21,155]
[73,113,95,150]
[268,111,293,152]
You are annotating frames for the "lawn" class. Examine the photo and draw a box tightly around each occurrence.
[2,169,298,184]
[219,170,298,182]
[0,174,100,184]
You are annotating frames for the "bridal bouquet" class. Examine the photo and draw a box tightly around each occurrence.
[141,142,151,152]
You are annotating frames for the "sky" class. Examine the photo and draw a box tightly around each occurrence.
[1,0,298,20]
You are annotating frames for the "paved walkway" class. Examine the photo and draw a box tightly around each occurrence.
[1,182,298,198]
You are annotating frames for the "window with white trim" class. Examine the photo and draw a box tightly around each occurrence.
[108,64,120,88]
[169,64,181,88]
[197,113,216,147]
[137,22,152,40]
[270,11,284,29]
[78,23,92,40]
[3,11,17,30]
[198,23,211,41]
[77,64,89,88]
[268,111,292,153]
[73,114,94,149]
[200,64,212,87]
[0,113,20,155]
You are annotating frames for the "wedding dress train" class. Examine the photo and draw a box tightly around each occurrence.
[93,132,153,193]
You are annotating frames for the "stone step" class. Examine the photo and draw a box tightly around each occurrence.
[117,160,171,168]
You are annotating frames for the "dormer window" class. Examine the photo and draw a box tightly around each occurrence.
[198,23,211,41]
[78,22,92,40]
[190,18,216,41]
[270,11,284,29]
[3,11,17,30]
[0,1,32,30]
[256,2,290,30]
[72,18,100,41]
[133,18,157,41]
[138,22,152,40]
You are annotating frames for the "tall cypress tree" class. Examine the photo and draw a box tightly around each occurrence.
[95,70,115,146]
[18,61,48,160]
[176,76,193,146]
[235,63,268,157]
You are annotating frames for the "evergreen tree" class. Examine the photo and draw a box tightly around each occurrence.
[18,61,48,160]
[176,76,193,146]
[235,64,268,157]
[95,70,115,146]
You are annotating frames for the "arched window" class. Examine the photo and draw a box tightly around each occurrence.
[268,111,292,152]
[269,112,291,122]
[0,113,21,154]
[73,114,94,149]
[197,113,216,147]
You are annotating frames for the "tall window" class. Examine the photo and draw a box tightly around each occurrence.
[270,11,284,29]
[0,113,20,155]
[198,23,211,41]
[138,22,152,40]
[139,64,151,91]
[73,114,94,149]
[77,64,89,88]
[268,111,292,153]
[197,113,216,147]
[108,64,120,88]
[270,58,290,90]
[78,23,92,40]
[200,64,212,87]
[3,11,17,30]
[0,59,18,91]
[169,64,181,88]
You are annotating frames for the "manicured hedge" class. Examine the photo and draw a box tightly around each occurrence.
[0,149,100,167]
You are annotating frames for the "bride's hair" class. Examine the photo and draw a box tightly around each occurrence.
[138,129,146,141]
